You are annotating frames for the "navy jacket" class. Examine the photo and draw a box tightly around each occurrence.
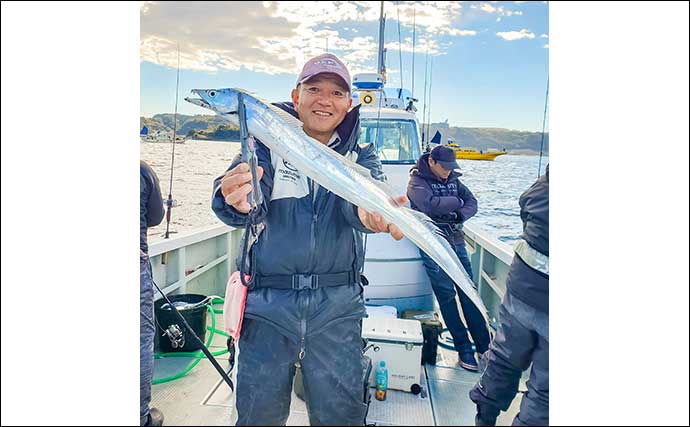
[212,103,385,279]
[507,165,549,313]
[406,153,478,243]
[140,161,165,254]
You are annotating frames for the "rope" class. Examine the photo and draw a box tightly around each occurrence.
[537,76,549,177]
[426,58,434,148]
[397,1,404,92]
[421,49,429,146]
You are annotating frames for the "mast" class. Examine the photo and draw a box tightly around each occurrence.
[377,1,386,83]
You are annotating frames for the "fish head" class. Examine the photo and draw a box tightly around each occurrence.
[185,88,240,115]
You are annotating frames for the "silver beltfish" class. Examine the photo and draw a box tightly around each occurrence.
[185,88,489,320]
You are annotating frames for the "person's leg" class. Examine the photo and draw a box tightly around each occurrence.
[512,334,549,426]
[301,317,369,426]
[456,287,491,354]
[469,304,536,425]
[420,249,473,354]
[454,240,474,280]
[235,318,298,426]
[140,256,155,426]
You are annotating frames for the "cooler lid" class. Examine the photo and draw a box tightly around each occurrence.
[362,317,423,344]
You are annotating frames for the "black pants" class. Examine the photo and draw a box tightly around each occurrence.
[235,317,369,426]
[469,297,549,426]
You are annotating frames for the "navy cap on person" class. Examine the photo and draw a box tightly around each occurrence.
[430,145,460,171]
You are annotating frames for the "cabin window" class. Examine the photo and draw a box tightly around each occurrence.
[359,119,422,163]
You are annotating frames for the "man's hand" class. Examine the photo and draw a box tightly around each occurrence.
[220,162,264,214]
[357,195,408,241]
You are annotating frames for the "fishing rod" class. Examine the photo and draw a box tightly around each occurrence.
[164,46,181,240]
[150,276,235,392]
[237,91,264,289]
[537,76,549,177]
[157,46,236,392]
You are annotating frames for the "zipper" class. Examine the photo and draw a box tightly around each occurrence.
[309,179,318,266]
[298,288,313,361]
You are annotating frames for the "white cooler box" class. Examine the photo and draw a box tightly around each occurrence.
[362,317,424,392]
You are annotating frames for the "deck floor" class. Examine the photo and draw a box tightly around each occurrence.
[151,306,525,425]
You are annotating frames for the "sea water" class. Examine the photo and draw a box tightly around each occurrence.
[141,140,547,246]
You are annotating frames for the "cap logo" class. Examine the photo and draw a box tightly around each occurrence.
[313,58,340,69]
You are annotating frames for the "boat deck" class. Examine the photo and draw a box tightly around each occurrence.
[151,304,526,426]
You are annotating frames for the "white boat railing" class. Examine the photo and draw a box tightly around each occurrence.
[147,221,515,325]
[148,224,244,301]
[463,223,515,326]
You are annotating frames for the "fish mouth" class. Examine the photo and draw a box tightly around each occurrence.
[185,95,211,110]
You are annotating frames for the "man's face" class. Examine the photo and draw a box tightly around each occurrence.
[291,74,352,143]
[429,158,452,180]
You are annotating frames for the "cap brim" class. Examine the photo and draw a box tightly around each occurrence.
[438,160,460,170]
[299,72,350,92]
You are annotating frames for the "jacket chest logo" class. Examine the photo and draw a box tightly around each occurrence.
[430,182,457,196]
[271,156,309,201]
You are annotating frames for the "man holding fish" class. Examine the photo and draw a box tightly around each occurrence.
[211,53,405,426]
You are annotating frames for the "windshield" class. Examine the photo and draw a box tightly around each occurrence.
[359,119,422,164]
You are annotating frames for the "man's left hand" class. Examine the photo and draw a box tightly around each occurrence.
[357,195,408,241]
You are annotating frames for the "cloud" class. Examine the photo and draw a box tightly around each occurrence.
[543,44,549,49]
[384,36,443,56]
[140,1,476,75]
[496,29,536,41]
[540,33,549,38]
[470,2,523,17]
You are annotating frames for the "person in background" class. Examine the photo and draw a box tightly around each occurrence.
[140,160,165,426]
[212,53,405,425]
[469,165,549,426]
[407,145,491,371]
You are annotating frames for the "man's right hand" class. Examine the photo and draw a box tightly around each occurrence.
[220,162,264,214]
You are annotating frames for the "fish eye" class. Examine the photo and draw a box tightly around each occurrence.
[208,90,216,97]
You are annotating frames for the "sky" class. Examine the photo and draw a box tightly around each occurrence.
[140,1,549,132]
[3,3,690,425]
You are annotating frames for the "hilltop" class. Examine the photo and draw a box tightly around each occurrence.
[425,124,549,155]
[141,114,548,154]
[140,114,240,140]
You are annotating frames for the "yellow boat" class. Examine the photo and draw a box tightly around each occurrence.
[447,143,507,161]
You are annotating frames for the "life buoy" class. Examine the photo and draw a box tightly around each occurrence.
[361,91,377,105]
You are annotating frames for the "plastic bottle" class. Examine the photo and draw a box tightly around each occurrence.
[375,360,388,401]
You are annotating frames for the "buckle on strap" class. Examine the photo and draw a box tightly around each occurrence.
[292,274,318,290]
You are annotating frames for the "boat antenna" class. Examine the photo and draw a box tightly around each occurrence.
[426,57,434,149]
[396,1,403,93]
[537,75,549,177]
[164,45,181,239]
[372,0,385,148]
[377,1,387,84]
[421,48,429,147]
[411,5,416,99]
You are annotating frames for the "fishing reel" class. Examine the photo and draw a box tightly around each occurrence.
[163,324,185,349]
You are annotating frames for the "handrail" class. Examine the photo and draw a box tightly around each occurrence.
[148,223,236,257]
[463,223,514,266]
